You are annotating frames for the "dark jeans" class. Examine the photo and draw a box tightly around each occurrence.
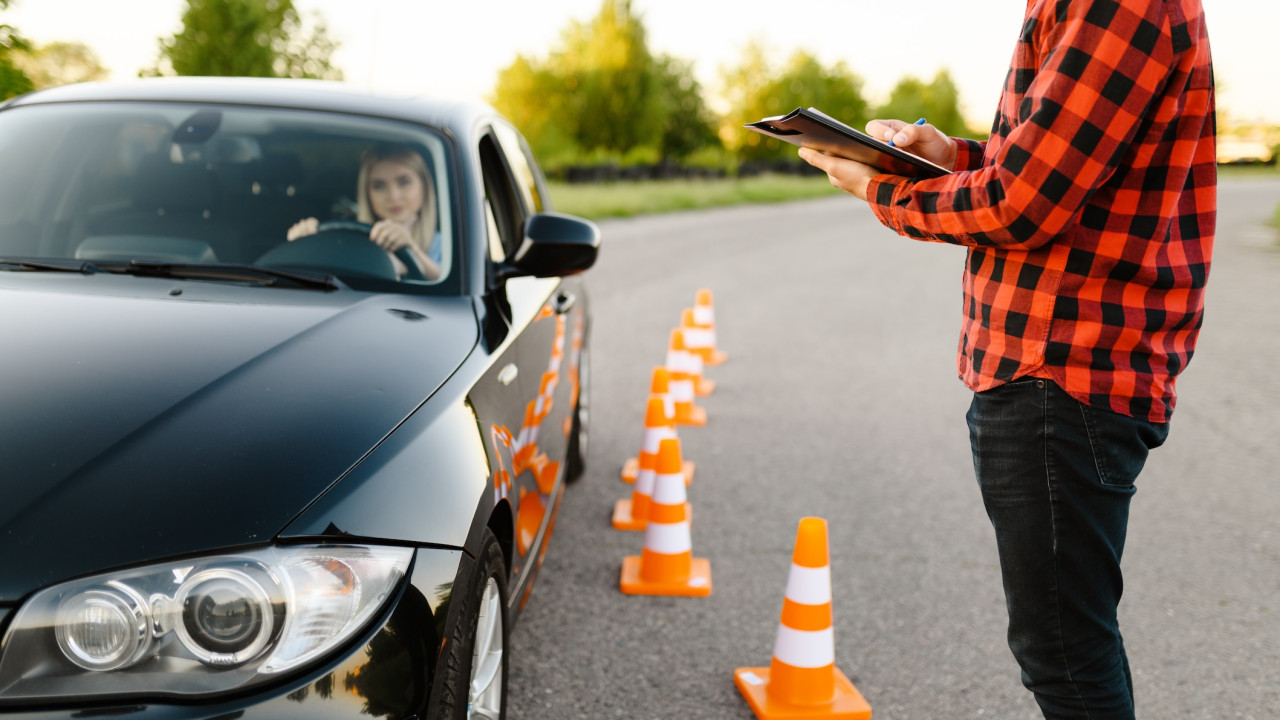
[967,378,1169,720]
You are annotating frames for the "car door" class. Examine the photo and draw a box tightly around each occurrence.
[472,126,567,600]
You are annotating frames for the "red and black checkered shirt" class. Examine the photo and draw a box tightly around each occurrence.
[867,0,1216,423]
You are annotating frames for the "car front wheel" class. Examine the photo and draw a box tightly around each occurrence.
[435,528,508,720]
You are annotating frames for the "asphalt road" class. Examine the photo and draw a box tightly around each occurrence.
[507,178,1280,720]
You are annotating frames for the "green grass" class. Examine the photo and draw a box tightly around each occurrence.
[549,164,1280,232]
[1216,162,1280,179]
[547,173,840,220]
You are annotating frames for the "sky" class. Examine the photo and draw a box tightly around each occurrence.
[7,0,1278,128]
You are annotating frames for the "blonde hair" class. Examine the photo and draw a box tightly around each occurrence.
[355,143,437,257]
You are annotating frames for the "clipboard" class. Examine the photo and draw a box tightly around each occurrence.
[745,107,951,179]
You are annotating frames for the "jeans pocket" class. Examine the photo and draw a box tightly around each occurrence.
[1077,402,1155,488]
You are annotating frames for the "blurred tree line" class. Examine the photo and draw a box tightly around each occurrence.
[4,0,977,177]
[0,0,339,100]
[142,0,341,80]
[0,0,33,99]
[493,0,978,177]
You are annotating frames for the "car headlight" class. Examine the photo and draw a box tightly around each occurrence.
[0,544,412,702]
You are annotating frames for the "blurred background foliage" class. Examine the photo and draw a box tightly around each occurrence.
[1,0,340,97]
[0,0,34,99]
[0,0,1076,175]
[491,0,978,176]
[142,0,342,80]
[10,0,1268,181]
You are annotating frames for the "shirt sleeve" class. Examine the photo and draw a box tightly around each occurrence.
[953,138,987,172]
[866,0,1180,250]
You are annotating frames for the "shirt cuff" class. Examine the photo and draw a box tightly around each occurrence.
[866,174,911,232]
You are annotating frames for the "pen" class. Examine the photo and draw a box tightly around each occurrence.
[888,117,927,147]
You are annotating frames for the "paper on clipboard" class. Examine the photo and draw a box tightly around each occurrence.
[745,107,951,179]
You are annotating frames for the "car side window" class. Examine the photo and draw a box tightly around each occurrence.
[478,132,523,265]
[484,199,504,264]
[492,123,544,215]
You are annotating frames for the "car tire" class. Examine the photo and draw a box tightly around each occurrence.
[435,528,508,720]
[564,345,589,483]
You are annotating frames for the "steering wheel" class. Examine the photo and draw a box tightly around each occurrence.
[315,221,428,281]
[256,221,427,282]
[256,221,396,281]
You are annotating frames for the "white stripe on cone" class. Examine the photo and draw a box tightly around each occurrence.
[784,564,832,605]
[772,626,836,668]
[650,472,687,505]
[668,379,695,402]
[681,327,715,349]
[666,348,697,374]
[641,425,677,454]
[635,468,656,495]
[687,352,704,377]
[693,306,714,325]
[643,520,692,554]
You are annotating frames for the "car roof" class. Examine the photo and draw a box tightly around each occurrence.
[3,77,499,143]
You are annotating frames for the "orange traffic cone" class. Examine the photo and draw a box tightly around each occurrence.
[621,368,694,486]
[692,288,728,366]
[678,309,716,397]
[680,304,721,389]
[666,329,707,427]
[734,517,871,719]
[619,438,711,596]
[612,406,692,530]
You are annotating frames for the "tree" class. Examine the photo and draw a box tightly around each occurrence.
[491,0,720,170]
[147,0,341,80]
[875,70,974,139]
[556,0,663,158]
[0,0,34,100]
[716,39,772,157]
[719,45,870,162]
[652,54,718,163]
[14,41,107,89]
[491,54,580,167]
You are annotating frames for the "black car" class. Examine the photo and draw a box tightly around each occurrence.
[0,78,598,720]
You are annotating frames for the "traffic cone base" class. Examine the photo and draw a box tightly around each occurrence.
[621,457,695,485]
[674,404,707,427]
[611,498,692,531]
[733,666,871,720]
[619,555,711,597]
[695,377,716,397]
[707,349,728,366]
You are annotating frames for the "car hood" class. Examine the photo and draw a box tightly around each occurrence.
[0,280,477,602]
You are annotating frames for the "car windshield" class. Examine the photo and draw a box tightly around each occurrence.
[0,102,455,290]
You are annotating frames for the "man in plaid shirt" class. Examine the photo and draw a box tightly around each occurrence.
[800,1,1214,717]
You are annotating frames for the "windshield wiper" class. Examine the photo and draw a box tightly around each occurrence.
[97,261,342,291]
[0,257,100,274]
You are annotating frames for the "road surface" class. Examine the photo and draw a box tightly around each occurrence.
[508,178,1280,720]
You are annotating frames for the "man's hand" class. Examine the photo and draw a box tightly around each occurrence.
[798,148,880,201]
[798,119,959,201]
[866,119,958,170]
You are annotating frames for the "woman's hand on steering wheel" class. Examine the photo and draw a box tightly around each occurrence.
[285,219,430,281]
[286,217,320,241]
[368,219,413,252]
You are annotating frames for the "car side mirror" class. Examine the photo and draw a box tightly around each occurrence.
[498,212,600,279]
